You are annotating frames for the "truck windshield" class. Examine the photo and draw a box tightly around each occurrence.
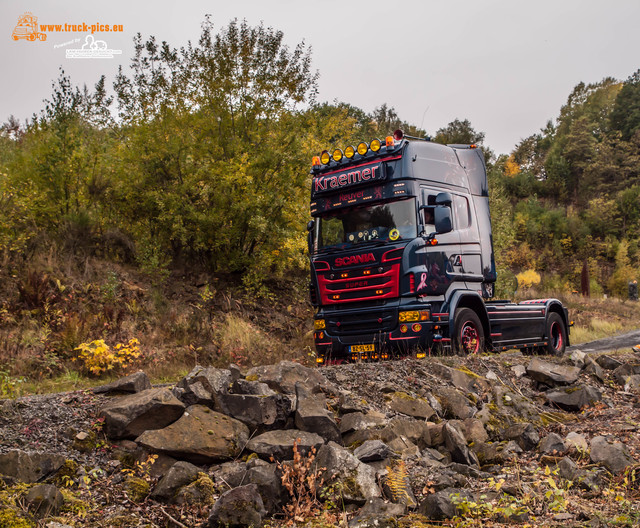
[316,198,417,251]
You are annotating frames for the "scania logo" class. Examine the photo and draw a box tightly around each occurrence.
[334,253,376,267]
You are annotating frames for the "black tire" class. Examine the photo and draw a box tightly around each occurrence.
[544,312,567,356]
[453,308,485,355]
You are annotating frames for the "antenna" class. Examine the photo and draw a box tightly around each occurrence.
[419,105,430,134]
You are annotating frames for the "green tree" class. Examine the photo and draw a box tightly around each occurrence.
[610,69,640,141]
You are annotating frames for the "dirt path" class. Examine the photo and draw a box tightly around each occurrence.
[568,328,640,354]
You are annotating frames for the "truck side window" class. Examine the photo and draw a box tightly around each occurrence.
[423,206,435,234]
[453,195,471,229]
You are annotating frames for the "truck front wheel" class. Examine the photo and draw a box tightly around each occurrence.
[544,312,566,356]
[453,308,485,355]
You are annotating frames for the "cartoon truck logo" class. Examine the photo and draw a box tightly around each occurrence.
[12,12,47,42]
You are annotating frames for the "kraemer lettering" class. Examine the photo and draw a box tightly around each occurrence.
[314,164,382,193]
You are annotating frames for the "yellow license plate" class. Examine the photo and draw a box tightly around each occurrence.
[351,344,375,353]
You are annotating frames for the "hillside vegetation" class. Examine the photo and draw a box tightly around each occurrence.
[0,19,639,388]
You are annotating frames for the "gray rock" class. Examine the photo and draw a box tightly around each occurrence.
[295,382,342,444]
[386,392,436,420]
[379,417,432,449]
[354,440,393,462]
[151,461,201,502]
[136,405,249,464]
[242,464,287,515]
[584,357,605,382]
[349,497,406,528]
[590,436,635,474]
[174,366,233,407]
[247,429,324,461]
[624,374,640,391]
[570,349,587,369]
[381,460,417,508]
[338,392,369,414]
[210,461,248,490]
[418,487,472,520]
[545,385,602,411]
[208,484,266,528]
[612,363,640,386]
[0,450,66,484]
[539,433,567,454]
[437,387,476,420]
[93,371,151,394]
[557,456,580,480]
[511,364,527,378]
[100,387,185,439]
[596,355,623,370]
[245,360,334,395]
[443,422,479,466]
[217,391,294,433]
[232,379,273,395]
[339,411,386,435]
[315,442,381,505]
[24,484,64,517]
[450,369,490,394]
[526,358,581,386]
[503,423,539,451]
[500,440,524,460]
[565,432,588,452]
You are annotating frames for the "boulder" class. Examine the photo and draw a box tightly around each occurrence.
[612,363,640,386]
[242,464,287,515]
[595,355,623,370]
[418,487,472,520]
[208,484,266,528]
[545,385,602,412]
[245,361,333,395]
[340,411,386,435]
[247,429,324,461]
[173,366,233,408]
[349,497,406,528]
[503,423,539,451]
[0,450,66,484]
[100,387,185,439]
[315,442,381,505]
[538,433,567,455]
[443,423,479,466]
[381,460,417,508]
[565,432,588,452]
[385,392,436,420]
[24,484,64,517]
[294,382,341,444]
[436,387,476,420]
[379,418,432,449]
[217,391,294,433]
[511,364,527,378]
[624,375,640,391]
[590,436,635,474]
[93,371,151,394]
[210,461,249,491]
[173,473,215,506]
[450,368,490,394]
[136,405,249,464]
[354,440,393,462]
[569,350,587,369]
[526,358,581,386]
[151,461,201,502]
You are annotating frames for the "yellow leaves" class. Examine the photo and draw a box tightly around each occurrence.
[516,269,541,290]
[504,154,521,177]
[74,338,141,376]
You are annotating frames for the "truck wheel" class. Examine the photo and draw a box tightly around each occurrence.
[544,312,566,356]
[453,308,484,355]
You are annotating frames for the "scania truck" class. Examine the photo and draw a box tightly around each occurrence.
[307,131,570,364]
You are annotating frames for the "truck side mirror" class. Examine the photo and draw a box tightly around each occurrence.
[435,192,453,206]
[307,220,315,254]
[434,206,452,234]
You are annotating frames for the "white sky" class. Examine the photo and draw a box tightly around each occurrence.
[2,0,639,155]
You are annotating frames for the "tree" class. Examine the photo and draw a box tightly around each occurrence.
[610,69,640,141]
[434,118,485,146]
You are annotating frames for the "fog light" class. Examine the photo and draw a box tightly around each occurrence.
[316,356,324,364]
[412,323,422,332]
[400,324,408,333]
[416,352,426,359]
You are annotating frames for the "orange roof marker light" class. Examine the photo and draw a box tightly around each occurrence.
[370,139,381,152]
[470,144,477,149]
[357,142,368,155]
[385,135,394,147]
[312,155,321,166]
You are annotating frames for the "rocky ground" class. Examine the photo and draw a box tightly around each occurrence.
[1,346,640,528]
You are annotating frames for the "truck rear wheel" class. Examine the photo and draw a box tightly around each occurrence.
[544,312,566,356]
[453,308,484,355]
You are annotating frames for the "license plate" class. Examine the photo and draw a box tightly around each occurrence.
[351,344,375,353]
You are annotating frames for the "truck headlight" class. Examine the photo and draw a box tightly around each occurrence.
[314,319,326,330]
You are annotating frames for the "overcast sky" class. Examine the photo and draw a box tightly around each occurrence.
[2,0,639,155]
